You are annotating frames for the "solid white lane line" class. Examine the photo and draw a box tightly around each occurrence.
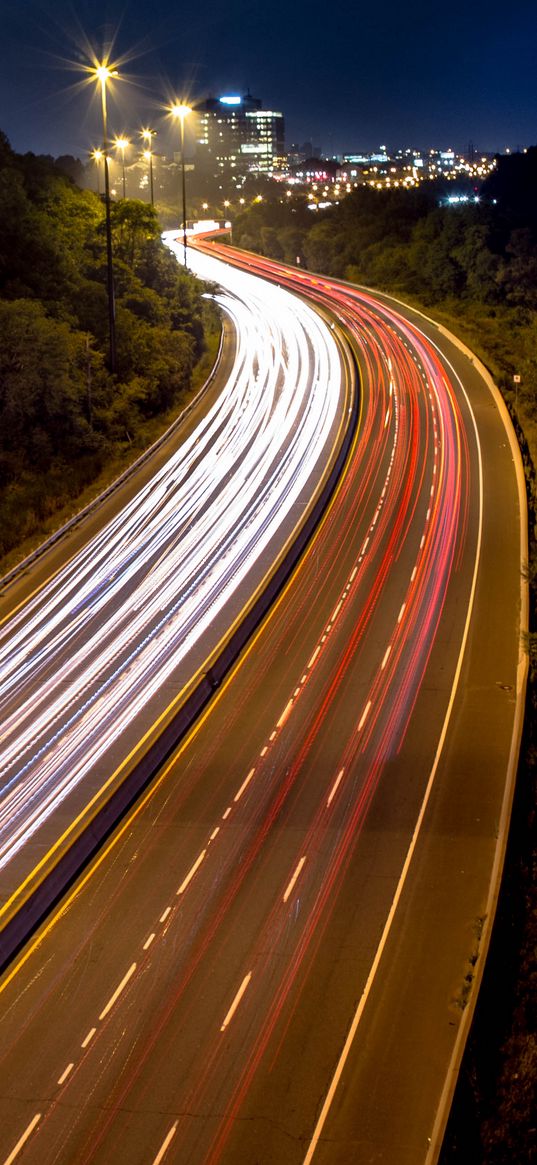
[177,850,207,894]
[358,701,372,732]
[2,1114,41,1165]
[152,1121,179,1165]
[234,768,255,803]
[57,1063,74,1085]
[220,972,252,1032]
[327,769,345,807]
[81,1027,96,1048]
[99,962,137,1021]
[143,933,156,950]
[283,856,307,903]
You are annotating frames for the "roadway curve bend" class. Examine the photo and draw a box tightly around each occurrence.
[0,243,526,1165]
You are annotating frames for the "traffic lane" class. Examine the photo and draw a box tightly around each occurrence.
[0,278,349,895]
[0,358,468,1160]
[297,340,522,1164]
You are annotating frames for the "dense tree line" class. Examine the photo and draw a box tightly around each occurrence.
[233,152,537,426]
[0,131,213,558]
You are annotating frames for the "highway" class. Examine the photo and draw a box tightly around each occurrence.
[0,242,525,1165]
[0,255,348,900]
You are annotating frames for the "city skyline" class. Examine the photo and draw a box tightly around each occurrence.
[0,0,536,161]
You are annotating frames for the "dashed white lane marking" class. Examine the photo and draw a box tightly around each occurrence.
[308,645,321,668]
[234,768,255,803]
[99,962,137,1021]
[260,745,268,756]
[381,645,392,671]
[57,1063,74,1086]
[358,700,372,732]
[151,1121,179,1165]
[331,600,343,622]
[277,699,294,729]
[81,1027,96,1049]
[222,806,232,820]
[361,536,370,555]
[327,769,345,807]
[420,534,426,549]
[177,850,207,894]
[220,972,252,1032]
[349,566,358,582]
[159,907,171,923]
[411,566,417,582]
[2,1113,42,1165]
[283,857,307,903]
[209,826,220,842]
[397,602,406,624]
[269,730,277,741]
[143,933,156,950]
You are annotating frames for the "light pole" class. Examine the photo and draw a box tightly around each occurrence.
[91,147,103,195]
[114,136,129,198]
[141,129,156,206]
[171,103,191,266]
[93,63,117,374]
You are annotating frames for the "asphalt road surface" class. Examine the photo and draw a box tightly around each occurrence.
[0,255,348,901]
[0,244,525,1165]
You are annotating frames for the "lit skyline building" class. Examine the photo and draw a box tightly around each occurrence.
[194,94,285,179]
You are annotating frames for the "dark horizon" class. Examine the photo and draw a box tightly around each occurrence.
[1,0,536,161]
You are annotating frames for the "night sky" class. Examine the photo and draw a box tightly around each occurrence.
[1,0,536,160]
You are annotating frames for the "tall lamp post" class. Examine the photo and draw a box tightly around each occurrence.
[171,103,191,266]
[91,147,103,195]
[141,129,156,206]
[114,136,129,199]
[93,63,117,374]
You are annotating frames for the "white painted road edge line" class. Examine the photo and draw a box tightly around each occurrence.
[302,331,485,1165]
[2,1114,41,1165]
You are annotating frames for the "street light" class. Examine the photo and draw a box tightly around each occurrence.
[91,147,103,195]
[92,62,117,374]
[141,129,156,206]
[170,103,191,266]
[114,136,129,198]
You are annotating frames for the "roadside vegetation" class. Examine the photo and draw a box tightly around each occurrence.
[232,152,537,1163]
[0,130,219,573]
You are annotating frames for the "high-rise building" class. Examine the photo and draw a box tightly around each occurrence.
[194,93,285,180]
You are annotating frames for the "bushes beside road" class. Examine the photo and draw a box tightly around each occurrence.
[0,130,218,565]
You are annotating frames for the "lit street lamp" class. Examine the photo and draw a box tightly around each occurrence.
[90,147,103,195]
[92,62,117,374]
[141,129,156,206]
[114,136,129,198]
[170,103,191,266]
